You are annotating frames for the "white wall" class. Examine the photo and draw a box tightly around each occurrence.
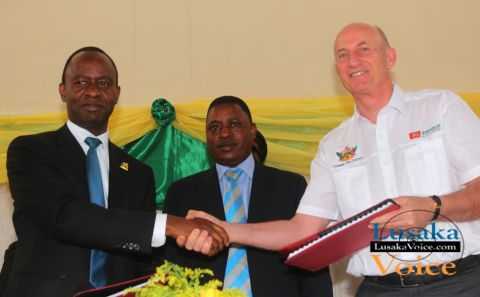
[1,0,479,115]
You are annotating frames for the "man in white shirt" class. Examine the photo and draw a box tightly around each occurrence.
[3,47,227,297]
[187,23,480,296]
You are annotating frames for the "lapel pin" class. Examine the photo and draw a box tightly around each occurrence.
[120,162,129,171]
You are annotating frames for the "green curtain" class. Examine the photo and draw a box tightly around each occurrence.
[124,99,212,209]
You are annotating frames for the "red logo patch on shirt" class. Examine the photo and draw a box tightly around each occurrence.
[408,131,421,140]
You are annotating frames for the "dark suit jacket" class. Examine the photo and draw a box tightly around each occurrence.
[4,125,157,297]
[163,164,333,297]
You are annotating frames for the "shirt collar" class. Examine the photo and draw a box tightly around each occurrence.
[353,83,407,122]
[66,120,109,153]
[216,154,255,180]
[387,84,407,114]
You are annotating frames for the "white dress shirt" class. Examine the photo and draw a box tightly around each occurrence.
[297,85,480,276]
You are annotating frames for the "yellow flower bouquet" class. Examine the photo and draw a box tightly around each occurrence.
[121,261,246,297]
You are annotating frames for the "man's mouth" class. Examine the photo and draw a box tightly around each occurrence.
[350,70,367,78]
[217,143,236,151]
[83,104,104,112]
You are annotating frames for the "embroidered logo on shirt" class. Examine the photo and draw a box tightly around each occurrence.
[336,145,357,162]
[120,162,129,171]
[408,124,441,140]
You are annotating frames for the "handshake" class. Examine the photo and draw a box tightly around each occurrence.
[167,210,229,257]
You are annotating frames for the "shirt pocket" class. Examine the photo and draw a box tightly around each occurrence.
[332,163,371,218]
[402,134,452,195]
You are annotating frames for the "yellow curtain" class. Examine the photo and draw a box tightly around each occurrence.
[1,94,480,185]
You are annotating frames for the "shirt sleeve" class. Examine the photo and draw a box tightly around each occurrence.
[151,212,167,247]
[296,143,340,220]
[442,92,480,184]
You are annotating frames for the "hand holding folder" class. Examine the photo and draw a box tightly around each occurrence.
[282,199,399,271]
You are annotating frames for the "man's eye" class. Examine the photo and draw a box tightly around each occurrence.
[337,52,348,60]
[208,125,219,133]
[97,79,111,89]
[230,122,242,128]
[75,80,89,87]
[359,47,370,53]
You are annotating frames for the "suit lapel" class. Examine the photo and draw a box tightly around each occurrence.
[201,169,229,280]
[108,143,129,208]
[202,169,227,221]
[248,164,269,222]
[55,125,89,200]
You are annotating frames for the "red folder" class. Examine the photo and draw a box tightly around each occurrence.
[282,199,399,271]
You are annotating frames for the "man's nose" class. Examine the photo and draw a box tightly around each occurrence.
[348,53,361,67]
[219,126,232,137]
[85,82,100,97]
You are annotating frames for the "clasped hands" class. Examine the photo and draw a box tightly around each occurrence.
[167,214,228,256]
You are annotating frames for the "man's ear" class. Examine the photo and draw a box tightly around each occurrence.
[251,122,257,138]
[113,85,121,105]
[386,47,397,70]
[59,83,66,102]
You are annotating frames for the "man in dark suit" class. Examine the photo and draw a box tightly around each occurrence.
[163,96,333,297]
[3,47,227,297]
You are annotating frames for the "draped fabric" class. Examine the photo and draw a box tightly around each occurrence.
[2,94,480,206]
[123,99,211,208]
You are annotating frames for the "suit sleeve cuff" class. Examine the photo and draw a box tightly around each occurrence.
[151,212,167,247]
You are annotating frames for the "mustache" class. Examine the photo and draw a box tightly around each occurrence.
[216,141,237,148]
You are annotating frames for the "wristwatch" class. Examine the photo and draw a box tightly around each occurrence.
[430,195,442,221]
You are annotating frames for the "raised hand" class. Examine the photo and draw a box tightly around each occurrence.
[183,210,231,254]
[166,214,229,256]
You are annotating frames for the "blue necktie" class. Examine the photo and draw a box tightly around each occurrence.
[222,168,253,297]
[85,137,107,288]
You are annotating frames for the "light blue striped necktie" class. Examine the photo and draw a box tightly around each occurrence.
[85,137,107,288]
[222,168,253,297]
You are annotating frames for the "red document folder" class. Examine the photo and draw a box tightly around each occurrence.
[282,199,399,271]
